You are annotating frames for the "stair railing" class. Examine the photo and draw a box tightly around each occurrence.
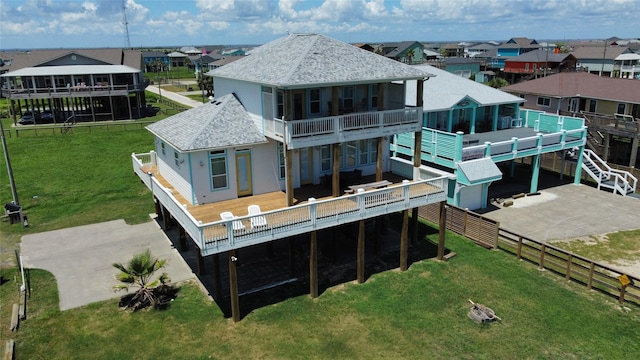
[582,150,637,195]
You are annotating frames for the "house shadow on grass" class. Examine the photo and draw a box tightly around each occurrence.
[157,212,444,320]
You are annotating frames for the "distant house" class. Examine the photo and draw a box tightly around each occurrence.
[353,43,375,52]
[440,43,465,58]
[142,51,169,73]
[440,58,482,79]
[613,53,640,79]
[380,41,424,64]
[207,55,245,70]
[490,37,541,70]
[168,51,188,68]
[571,45,631,77]
[1,48,148,123]
[221,48,245,56]
[503,50,577,82]
[466,43,496,58]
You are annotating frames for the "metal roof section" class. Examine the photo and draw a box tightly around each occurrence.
[210,33,433,88]
[405,65,524,111]
[1,64,140,77]
[146,94,267,152]
[457,157,503,186]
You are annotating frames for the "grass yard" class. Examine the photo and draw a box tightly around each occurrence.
[1,232,639,359]
[0,118,156,266]
[549,229,640,264]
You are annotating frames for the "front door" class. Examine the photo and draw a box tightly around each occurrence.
[235,151,252,197]
[299,147,313,185]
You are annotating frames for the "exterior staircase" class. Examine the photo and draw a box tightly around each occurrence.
[581,149,638,197]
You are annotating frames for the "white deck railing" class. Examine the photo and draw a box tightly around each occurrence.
[132,152,446,256]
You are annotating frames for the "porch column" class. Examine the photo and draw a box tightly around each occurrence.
[357,220,366,283]
[416,79,424,112]
[447,110,453,132]
[530,154,541,193]
[413,131,422,180]
[377,83,384,111]
[400,210,409,271]
[331,86,339,115]
[376,137,383,182]
[228,250,240,322]
[437,201,447,261]
[602,133,611,162]
[332,143,341,197]
[492,105,500,131]
[629,136,639,168]
[197,251,205,275]
[286,147,294,206]
[470,107,477,134]
[309,231,318,298]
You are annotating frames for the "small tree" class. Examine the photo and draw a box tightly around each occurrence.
[112,249,170,311]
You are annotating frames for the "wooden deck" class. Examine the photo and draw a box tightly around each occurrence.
[142,164,409,225]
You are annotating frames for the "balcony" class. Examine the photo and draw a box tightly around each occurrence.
[262,108,422,149]
[132,152,447,256]
[1,84,142,100]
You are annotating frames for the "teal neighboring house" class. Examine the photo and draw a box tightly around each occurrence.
[441,58,482,79]
[381,41,424,64]
[490,37,541,70]
[395,65,587,210]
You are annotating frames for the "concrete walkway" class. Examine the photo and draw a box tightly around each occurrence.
[21,219,195,311]
[146,85,204,108]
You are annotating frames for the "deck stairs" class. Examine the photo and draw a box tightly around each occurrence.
[581,149,638,198]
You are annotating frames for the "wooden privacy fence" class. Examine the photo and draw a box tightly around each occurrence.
[498,228,640,306]
[419,203,499,249]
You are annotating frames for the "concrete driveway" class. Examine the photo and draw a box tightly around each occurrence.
[21,219,195,311]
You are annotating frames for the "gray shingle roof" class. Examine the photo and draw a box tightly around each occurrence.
[146,94,267,152]
[210,33,430,88]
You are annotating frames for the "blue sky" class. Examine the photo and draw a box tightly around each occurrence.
[0,0,638,50]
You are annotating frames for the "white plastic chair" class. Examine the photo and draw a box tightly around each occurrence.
[220,211,245,232]
[248,205,267,229]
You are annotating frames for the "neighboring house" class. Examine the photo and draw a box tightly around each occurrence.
[131,34,447,322]
[613,53,640,79]
[380,41,424,64]
[398,64,581,210]
[502,72,640,167]
[354,43,375,52]
[490,37,541,70]
[180,46,201,56]
[440,43,465,58]
[503,50,577,82]
[142,51,169,73]
[571,45,631,77]
[208,55,244,70]
[168,51,188,68]
[439,57,482,79]
[0,48,148,123]
[191,54,218,73]
[466,42,497,58]
[221,48,245,56]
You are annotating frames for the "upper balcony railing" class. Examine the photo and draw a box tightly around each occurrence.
[1,83,142,98]
[263,108,422,149]
[132,151,447,256]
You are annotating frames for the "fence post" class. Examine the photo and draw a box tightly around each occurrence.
[539,244,546,270]
[587,263,595,290]
[566,254,572,281]
[516,236,523,260]
[619,285,627,304]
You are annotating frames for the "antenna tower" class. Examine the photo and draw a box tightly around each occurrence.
[122,1,131,48]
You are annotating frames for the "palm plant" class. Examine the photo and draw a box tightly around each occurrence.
[405,48,415,64]
[112,249,170,311]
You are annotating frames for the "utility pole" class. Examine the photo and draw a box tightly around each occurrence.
[122,0,131,49]
[0,120,19,206]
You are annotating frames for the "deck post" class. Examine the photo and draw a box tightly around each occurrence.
[178,225,187,251]
[437,201,446,261]
[629,136,639,168]
[153,196,162,220]
[213,253,222,299]
[332,143,341,197]
[411,207,419,245]
[197,251,205,275]
[228,250,240,322]
[530,153,541,194]
[357,220,366,283]
[400,210,409,271]
[602,133,610,162]
[310,231,318,298]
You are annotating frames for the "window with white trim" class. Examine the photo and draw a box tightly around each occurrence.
[277,143,285,179]
[536,97,551,107]
[321,145,331,172]
[209,150,228,190]
[174,151,180,166]
[617,103,626,114]
[309,89,320,115]
[342,86,354,111]
[161,142,166,155]
[276,90,284,119]
[588,100,597,113]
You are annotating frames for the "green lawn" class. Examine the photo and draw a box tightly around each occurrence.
[2,232,639,359]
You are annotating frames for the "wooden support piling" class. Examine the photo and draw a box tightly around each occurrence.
[228,250,240,322]
[310,231,318,298]
[437,202,446,261]
[400,210,409,271]
[357,220,366,283]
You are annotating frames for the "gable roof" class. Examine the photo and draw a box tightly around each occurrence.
[570,46,629,60]
[146,94,267,152]
[505,50,576,63]
[210,34,431,88]
[501,72,640,104]
[5,49,141,71]
[405,65,524,111]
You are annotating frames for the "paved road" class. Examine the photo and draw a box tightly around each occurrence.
[21,219,196,311]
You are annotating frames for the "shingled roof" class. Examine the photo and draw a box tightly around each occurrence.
[502,72,640,104]
[505,49,576,63]
[210,33,430,88]
[5,48,141,71]
[146,94,267,152]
